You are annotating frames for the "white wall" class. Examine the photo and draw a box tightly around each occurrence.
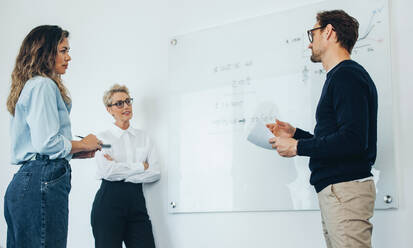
[0,0,412,247]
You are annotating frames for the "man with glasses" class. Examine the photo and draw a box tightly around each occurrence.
[267,10,377,248]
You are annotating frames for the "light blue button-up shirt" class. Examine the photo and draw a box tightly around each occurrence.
[10,76,73,164]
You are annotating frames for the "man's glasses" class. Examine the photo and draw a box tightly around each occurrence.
[307,26,326,43]
[307,25,335,43]
[107,98,133,108]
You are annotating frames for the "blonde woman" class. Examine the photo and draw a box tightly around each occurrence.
[4,25,101,248]
[91,84,160,248]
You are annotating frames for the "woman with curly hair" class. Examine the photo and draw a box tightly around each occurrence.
[4,25,102,248]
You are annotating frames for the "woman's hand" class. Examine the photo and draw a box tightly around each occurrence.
[143,161,149,170]
[81,134,102,151]
[104,154,114,161]
[104,154,149,171]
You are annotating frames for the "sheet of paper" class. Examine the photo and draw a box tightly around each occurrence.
[247,120,275,150]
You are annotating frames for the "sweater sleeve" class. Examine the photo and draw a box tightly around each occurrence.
[297,69,369,159]
[293,128,314,139]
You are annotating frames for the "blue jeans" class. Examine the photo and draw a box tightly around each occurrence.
[4,155,72,248]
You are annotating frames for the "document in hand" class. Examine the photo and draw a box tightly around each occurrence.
[247,120,274,150]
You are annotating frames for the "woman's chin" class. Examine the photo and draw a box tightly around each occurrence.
[123,116,132,122]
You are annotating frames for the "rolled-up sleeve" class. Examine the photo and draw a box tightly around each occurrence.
[25,79,72,159]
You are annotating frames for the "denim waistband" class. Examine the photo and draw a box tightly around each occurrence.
[26,154,68,164]
[35,154,49,160]
[28,154,49,161]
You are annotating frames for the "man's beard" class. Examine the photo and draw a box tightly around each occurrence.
[310,49,321,63]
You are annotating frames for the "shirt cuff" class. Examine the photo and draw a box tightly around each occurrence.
[49,136,72,160]
[62,137,72,157]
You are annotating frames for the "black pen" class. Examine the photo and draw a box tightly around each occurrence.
[76,135,111,148]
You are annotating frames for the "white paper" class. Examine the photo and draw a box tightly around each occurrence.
[247,120,275,150]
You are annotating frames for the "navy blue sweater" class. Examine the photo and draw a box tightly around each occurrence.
[295,60,378,193]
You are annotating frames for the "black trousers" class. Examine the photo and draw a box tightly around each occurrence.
[91,180,156,248]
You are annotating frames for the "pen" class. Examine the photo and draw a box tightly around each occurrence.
[76,135,111,148]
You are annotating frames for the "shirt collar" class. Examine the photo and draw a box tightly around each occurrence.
[110,123,138,138]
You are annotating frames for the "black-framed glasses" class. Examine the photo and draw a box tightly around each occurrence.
[307,26,326,43]
[107,98,133,108]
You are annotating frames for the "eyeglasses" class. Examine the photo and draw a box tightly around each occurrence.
[107,98,133,108]
[307,25,336,43]
[307,26,326,43]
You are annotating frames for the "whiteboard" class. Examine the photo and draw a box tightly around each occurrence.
[168,0,397,213]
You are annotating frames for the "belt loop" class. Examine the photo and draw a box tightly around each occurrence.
[35,154,49,161]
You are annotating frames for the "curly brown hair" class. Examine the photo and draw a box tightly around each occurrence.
[7,25,71,115]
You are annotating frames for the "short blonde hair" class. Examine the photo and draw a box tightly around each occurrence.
[103,84,130,106]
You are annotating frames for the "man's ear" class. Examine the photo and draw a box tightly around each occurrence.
[325,24,336,41]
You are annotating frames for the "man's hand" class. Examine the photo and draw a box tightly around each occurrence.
[266,119,296,138]
[269,136,298,157]
[143,161,149,170]
[73,150,96,159]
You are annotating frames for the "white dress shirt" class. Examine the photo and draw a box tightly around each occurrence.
[96,124,160,183]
